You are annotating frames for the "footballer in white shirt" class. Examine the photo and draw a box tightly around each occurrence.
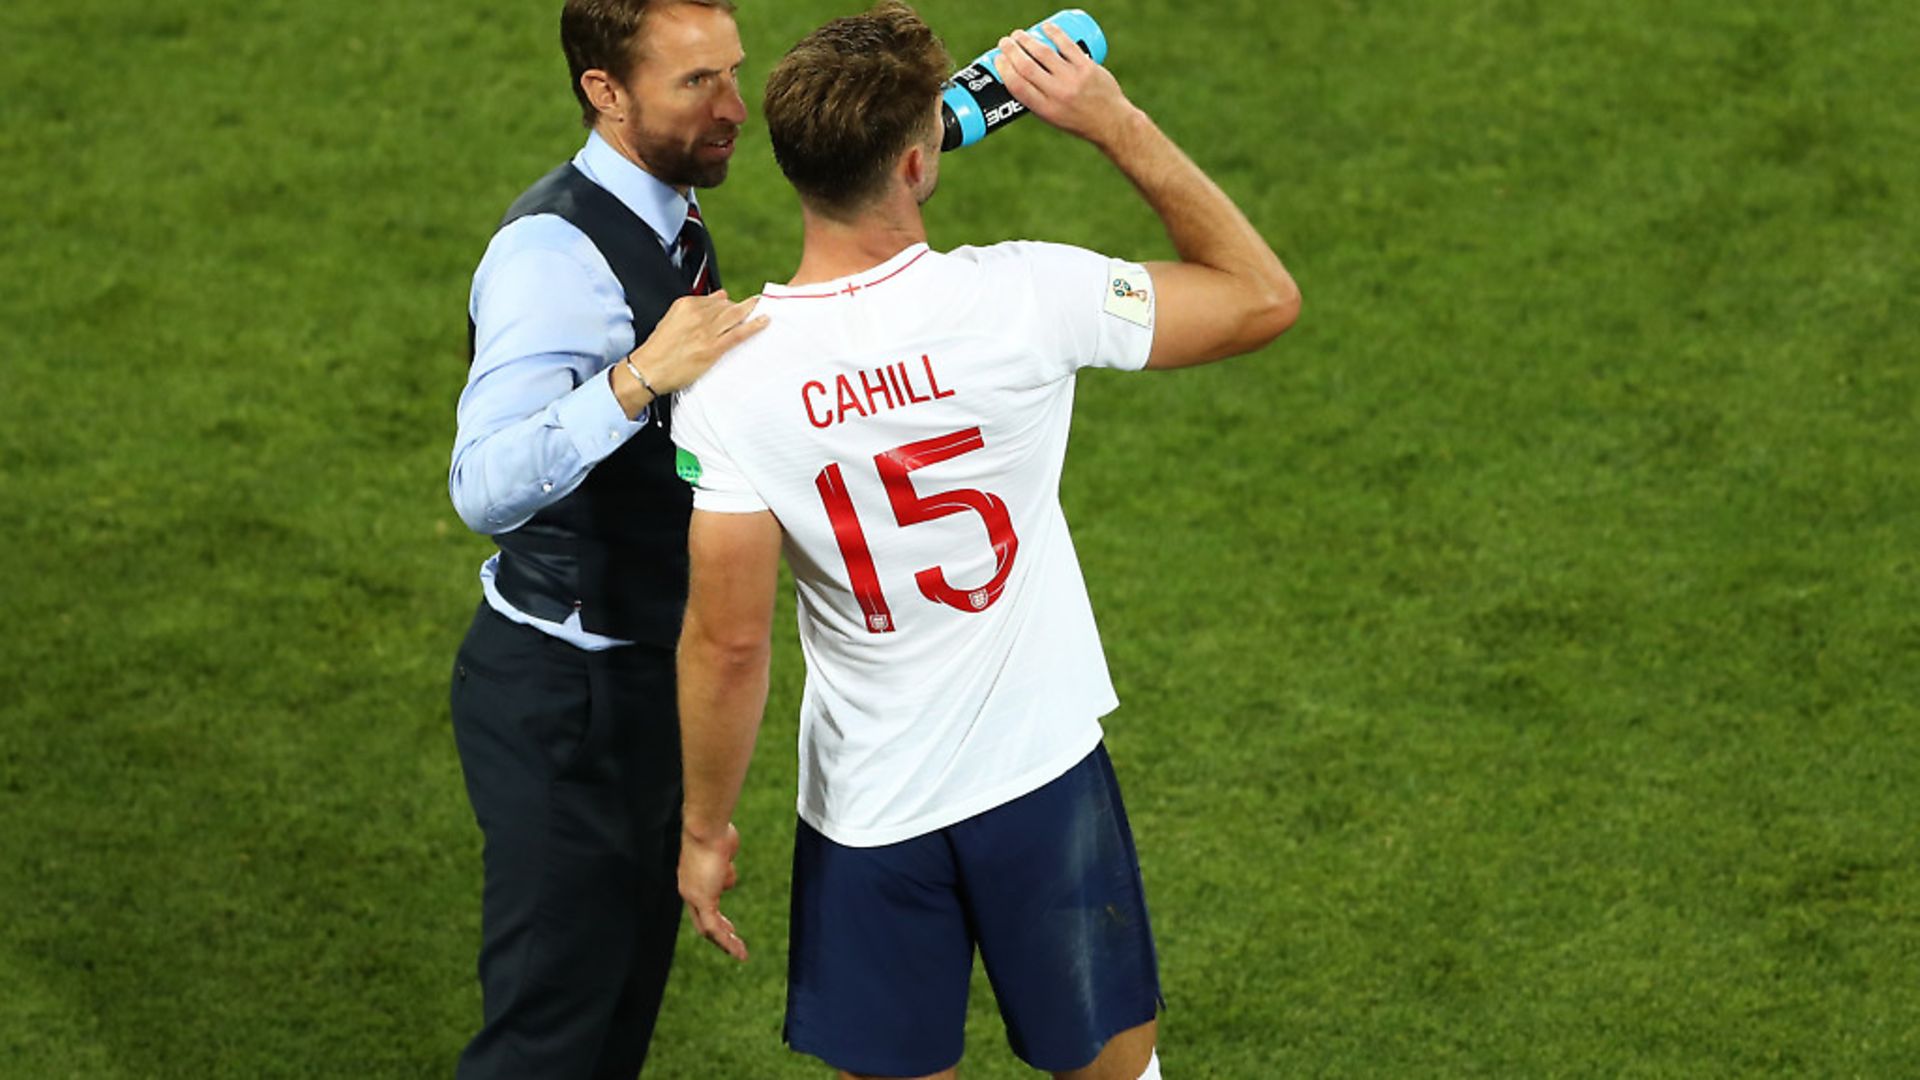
[674,5,1299,1079]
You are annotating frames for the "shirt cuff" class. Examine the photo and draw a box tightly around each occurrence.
[557,366,647,465]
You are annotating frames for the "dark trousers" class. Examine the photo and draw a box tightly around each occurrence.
[450,602,683,1079]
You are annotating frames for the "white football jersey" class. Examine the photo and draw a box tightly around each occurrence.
[672,240,1156,847]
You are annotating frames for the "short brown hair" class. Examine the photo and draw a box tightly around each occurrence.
[561,0,738,128]
[763,1,952,216]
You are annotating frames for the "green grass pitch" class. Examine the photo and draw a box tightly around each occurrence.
[2,0,1916,1075]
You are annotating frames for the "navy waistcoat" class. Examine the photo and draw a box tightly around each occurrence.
[472,163,720,645]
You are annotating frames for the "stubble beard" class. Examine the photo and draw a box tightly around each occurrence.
[630,119,737,190]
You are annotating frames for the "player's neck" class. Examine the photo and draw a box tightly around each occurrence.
[788,198,928,286]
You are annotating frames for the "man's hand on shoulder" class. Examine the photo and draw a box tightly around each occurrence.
[614,292,770,419]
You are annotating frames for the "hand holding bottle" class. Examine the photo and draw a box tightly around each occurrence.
[992,22,1142,152]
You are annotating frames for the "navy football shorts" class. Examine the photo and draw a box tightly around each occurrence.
[783,743,1161,1076]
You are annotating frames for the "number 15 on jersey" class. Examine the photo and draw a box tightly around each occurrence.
[812,426,1019,634]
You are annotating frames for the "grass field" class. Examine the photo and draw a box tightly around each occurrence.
[3,0,1917,1076]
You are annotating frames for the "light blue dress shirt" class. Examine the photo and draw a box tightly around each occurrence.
[452,132,699,650]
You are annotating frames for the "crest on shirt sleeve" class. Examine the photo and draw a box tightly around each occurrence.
[675,447,703,485]
[1103,260,1154,329]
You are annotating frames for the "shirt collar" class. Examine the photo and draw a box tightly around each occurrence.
[762,243,932,299]
[573,130,698,250]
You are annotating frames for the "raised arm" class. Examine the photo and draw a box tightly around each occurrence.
[676,506,783,962]
[996,25,1300,369]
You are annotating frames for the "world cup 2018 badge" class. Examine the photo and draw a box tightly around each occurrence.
[1103,259,1155,329]
[969,589,990,610]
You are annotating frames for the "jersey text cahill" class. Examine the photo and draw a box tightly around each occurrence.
[801,354,956,430]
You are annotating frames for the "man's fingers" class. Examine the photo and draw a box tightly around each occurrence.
[724,314,771,344]
[1011,29,1062,76]
[995,35,1052,105]
[702,296,759,334]
[676,288,727,309]
[994,55,1032,102]
[991,36,1020,79]
[996,34,1041,77]
[694,904,749,961]
[675,295,765,356]
[696,293,737,317]
[690,900,726,940]
[1039,22,1084,67]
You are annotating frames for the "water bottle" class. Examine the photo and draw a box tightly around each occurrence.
[940,9,1108,151]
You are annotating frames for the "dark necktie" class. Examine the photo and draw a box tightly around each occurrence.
[675,205,714,295]
[651,206,712,430]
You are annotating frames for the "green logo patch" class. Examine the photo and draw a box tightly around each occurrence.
[675,447,703,485]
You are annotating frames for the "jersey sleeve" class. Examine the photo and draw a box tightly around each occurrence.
[994,241,1156,381]
[668,388,769,514]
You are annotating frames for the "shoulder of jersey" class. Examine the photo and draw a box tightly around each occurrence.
[693,301,789,388]
[946,239,1035,268]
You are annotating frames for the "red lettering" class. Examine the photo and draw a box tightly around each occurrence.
[802,380,834,429]
[860,367,897,414]
[885,363,911,407]
[899,361,932,405]
[835,374,869,419]
[923,354,955,400]
[806,358,955,430]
